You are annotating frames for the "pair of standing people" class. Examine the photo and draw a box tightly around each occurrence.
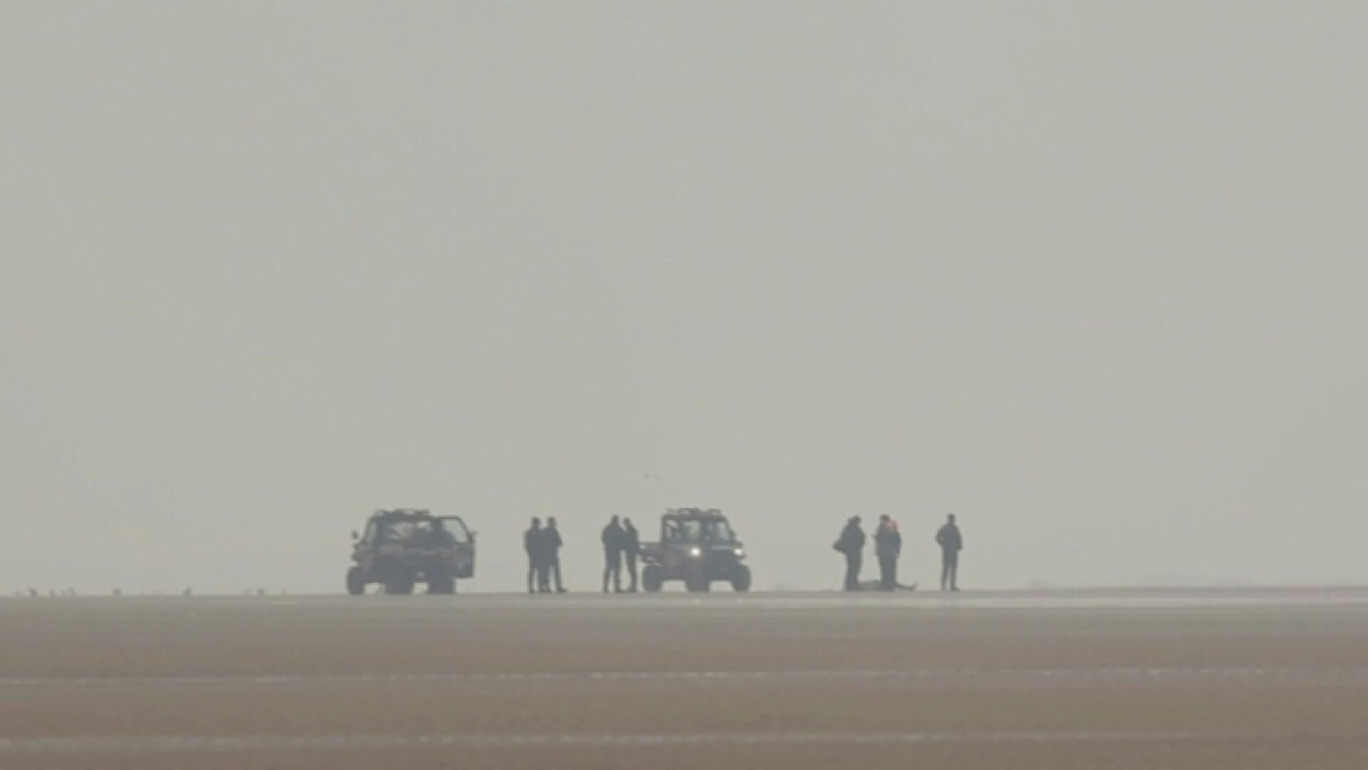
[523,517,566,594]
[835,513,963,591]
[834,514,903,590]
[600,515,640,592]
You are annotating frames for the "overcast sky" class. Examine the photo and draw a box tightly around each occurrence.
[3,2,1366,594]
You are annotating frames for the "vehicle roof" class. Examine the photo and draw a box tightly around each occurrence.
[367,509,466,523]
[663,507,728,520]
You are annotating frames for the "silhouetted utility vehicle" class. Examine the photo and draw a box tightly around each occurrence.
[347,509,476,595]
[639,508,751,593]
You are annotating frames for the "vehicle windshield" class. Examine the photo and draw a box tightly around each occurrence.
[663,518,704,544]
[662,517,734,545]
[375,517,469,546]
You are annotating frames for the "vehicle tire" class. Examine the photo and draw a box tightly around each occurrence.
[731,565,752,593]
[346,567,365,596]
[642,565,664,593]
[385,574,415,595]
[428,573,455,595]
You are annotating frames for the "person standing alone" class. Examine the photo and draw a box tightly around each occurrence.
[834,516,866,591]
[601,515,626,593]
[621,517,641,592]
[935,513,963,591]
[874,515,902,591]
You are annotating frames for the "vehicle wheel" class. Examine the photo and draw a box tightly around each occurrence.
[428,573,455,595]
[731,565,752,593]
[642,566,664,592]
[385,574,415,595]
[346,567,365,596]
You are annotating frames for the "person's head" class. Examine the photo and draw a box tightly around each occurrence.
[947,513,956,524]
[850,515,861,526]
[610,515,620,525]
[531,517,541,529]
[623,517,634,529]
[879,514,890,525]
[547,516,558,529]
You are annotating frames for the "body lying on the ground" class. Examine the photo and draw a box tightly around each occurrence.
[856,580,917,591]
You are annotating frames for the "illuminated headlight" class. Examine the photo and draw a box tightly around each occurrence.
[689,547,702,558]
[733,547,745,557]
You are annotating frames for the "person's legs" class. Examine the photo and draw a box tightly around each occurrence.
[551,556,564,592]
[845,554,860,590]
[940,557,950,591]
[948,555,959,590]
[535,563,548,593]
[528,561,536,593]
[625,554,638,591]
[610,553,622,592]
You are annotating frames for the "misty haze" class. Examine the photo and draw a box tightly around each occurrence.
[5,2,1365,597]
[3,4,1367,768]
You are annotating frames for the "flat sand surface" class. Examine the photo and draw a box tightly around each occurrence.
[2,588,1366,769]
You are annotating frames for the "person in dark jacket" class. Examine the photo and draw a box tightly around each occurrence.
[834,516,866,591]
[935,513,964,591]
[545,517,566,593]
[524,518,544,594]
[622,517,641,592]
[874,514,902,591]
[601,515,626,593]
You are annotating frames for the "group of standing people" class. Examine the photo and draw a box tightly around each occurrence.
[834,513,964,591]
[525,512,964,594]
[524,515,642,594]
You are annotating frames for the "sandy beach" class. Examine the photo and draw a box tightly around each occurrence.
[2,588,1365,769]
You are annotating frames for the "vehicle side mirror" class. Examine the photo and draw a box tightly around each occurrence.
[469,531,478,539]
[351,530,359,541]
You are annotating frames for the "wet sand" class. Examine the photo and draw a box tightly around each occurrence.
[2,589,1366,769]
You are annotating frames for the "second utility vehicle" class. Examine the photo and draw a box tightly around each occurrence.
[639,508,751,593]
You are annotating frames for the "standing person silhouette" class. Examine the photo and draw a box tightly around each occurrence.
[874,515,902,591]
[601,515,626,593]
[545,517,566,593]
[622,517,641,592]
[524,518,544,594]
[833,516,866,591]
[935,513,964,591]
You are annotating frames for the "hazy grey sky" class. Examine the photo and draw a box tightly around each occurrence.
[4,2,1366,593]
